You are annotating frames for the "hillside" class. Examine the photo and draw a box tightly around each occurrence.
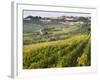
[23,34,90,69]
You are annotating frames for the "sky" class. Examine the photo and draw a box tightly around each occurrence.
[23,10,91,18]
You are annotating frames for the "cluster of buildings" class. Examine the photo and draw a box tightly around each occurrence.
[24,15,91,25]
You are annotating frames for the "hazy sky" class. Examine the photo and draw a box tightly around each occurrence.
[23,10,91,18]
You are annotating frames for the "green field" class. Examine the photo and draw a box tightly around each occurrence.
[23,16,91,69]
[23,34,90,69]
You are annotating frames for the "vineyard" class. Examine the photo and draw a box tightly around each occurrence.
[23,34,91,69]
[23,13,91,69]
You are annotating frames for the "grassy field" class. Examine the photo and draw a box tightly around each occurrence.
[23,34,90,69]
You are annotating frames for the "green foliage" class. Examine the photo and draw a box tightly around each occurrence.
[77,39,91,66]
[23,34,91,69]
[29,63,40,69]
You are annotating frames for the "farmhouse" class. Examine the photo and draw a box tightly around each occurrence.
[40,19,51,23]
